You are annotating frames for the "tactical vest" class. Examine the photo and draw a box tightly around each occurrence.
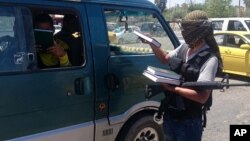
[166,44,213,120]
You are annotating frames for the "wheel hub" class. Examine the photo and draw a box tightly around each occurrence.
[134,127,159,141]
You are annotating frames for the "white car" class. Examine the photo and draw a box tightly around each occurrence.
[113,26,141,44]
[210,17,250,32]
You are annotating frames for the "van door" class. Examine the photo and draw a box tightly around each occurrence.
[0,3,94,140]
[103,8,177,118]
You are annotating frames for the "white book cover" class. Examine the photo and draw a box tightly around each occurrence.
[133,31,161,48]
[147,66,182,80]
[143,71,181,85]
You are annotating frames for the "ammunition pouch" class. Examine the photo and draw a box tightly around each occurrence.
[169,57,199,81]
[169,57,183,74]
[180,63,199,81]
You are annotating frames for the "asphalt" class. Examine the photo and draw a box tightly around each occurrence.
[203,75,250,141]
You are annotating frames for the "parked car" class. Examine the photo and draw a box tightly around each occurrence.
[214,31,250,77]
[108,31,116,43]
[210,17,250,32]
[107,22,116,31]
[113,26,140,44]
[140,22,165,37]
[113,26,140,36]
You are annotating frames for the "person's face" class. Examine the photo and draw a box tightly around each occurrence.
[37,22,53,30]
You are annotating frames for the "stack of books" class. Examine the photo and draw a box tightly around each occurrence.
[143,66,182,85]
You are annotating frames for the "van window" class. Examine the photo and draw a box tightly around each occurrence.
[32,10,85,68]
[0,6,33,73]
[0,6,85,73]
[104,9,174,55]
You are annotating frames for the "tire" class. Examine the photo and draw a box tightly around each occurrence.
[119,115,165,141]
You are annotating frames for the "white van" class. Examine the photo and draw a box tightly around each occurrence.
[210,17,250,32]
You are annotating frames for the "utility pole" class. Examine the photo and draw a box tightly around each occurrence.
[239,0,241,17]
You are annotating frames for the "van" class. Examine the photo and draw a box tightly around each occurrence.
[0,0,180,140]
[210,17,250,32]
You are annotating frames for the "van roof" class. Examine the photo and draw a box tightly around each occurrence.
[60,0,152,3]
[4,0,155,8]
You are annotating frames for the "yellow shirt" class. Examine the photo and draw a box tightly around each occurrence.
[38,39,71,67]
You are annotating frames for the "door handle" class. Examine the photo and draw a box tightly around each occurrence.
[105,73,119,91]
[225,50,231,54]
[75,78,84,95]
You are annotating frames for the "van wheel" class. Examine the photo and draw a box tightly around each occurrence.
[118,115,165,141]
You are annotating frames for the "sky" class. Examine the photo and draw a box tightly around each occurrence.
[148,0,245,8]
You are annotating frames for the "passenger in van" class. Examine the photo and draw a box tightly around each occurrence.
[34,14,71,68]
[54,14,83,66]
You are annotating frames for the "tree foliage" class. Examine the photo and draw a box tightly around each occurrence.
[188,4,204,12]
[161,0,243,20]
[243,0,250,8]
[205,0,236,17]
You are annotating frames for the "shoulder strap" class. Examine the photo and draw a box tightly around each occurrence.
[194,50,212,67]
[168,44,188,73]
[177,43,189,60]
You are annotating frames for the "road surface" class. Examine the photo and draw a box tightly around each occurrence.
[203,75,250,141]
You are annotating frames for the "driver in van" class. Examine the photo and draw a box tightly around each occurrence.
[34,14,71,68]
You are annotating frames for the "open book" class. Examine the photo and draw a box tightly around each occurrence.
[133,31,161,48]
[143,66,182,85]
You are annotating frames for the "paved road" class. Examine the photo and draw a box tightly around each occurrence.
[203,75,250,141]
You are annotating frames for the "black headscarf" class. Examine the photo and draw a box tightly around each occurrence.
[181,10,223,71]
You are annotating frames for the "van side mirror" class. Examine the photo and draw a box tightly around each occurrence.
[240,44,250,49]
[119,12,128,31]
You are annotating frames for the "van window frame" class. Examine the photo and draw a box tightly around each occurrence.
[0,5,34,74]
[102,5,176,56]
[27,5,86,71]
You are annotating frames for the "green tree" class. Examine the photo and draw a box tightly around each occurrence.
[165,6,188,20]
[188,4,206,12]
[243,0,250,8]
[243,0,250,16]
[205,0,235,17]
[163,4,205,20]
